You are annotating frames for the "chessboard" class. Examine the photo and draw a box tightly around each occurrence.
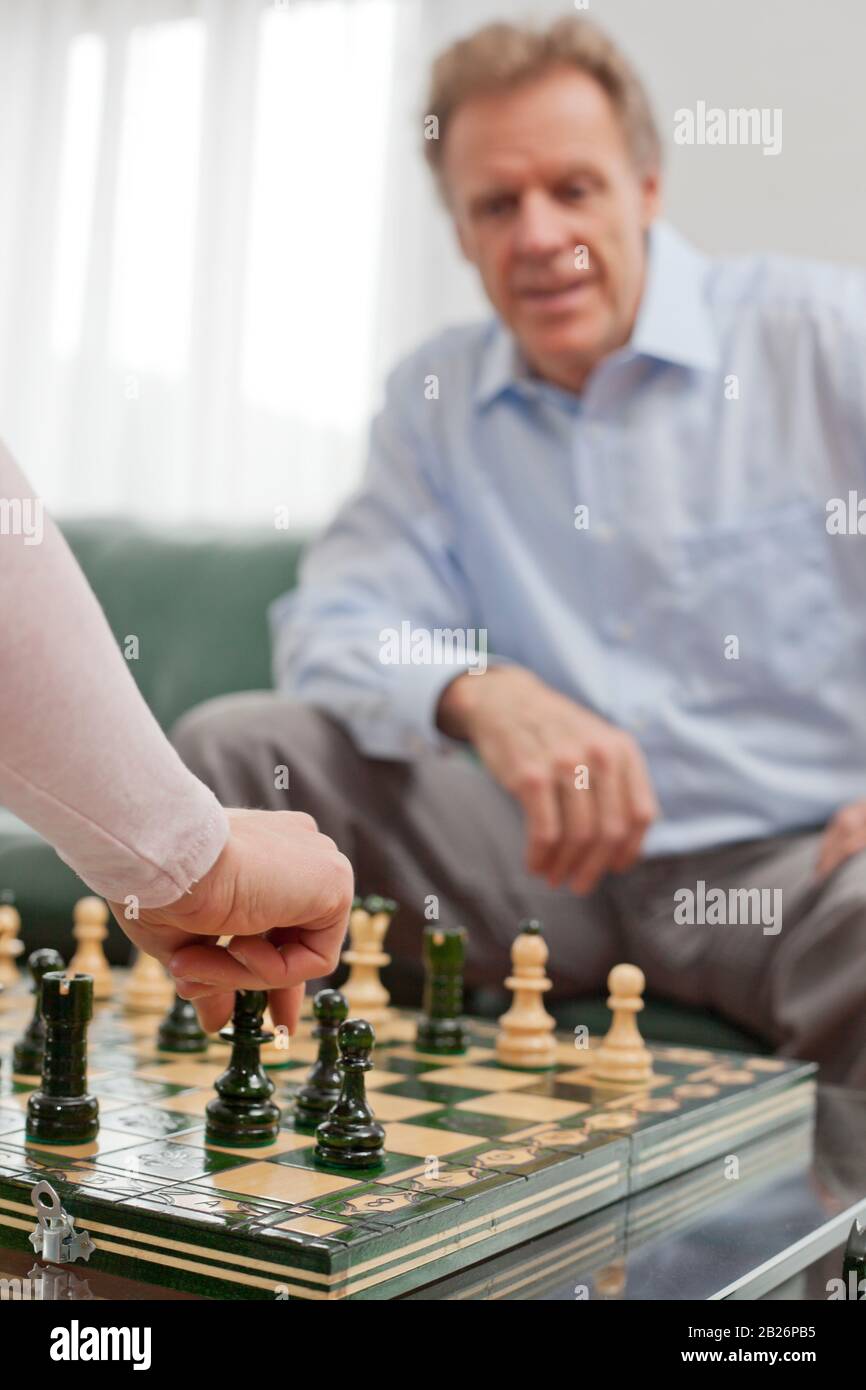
[0,984,817,1300]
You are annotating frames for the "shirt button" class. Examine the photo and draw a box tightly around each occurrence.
[617,621,634,641]
[596,523,616,542]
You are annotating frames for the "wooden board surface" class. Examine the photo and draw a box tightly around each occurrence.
[0,981,816,1299]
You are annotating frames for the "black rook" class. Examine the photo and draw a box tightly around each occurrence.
[26,972,99,1145]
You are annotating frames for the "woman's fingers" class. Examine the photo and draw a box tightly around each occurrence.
[169,924,344,993]
[188,985,304,1038]
[193,991,236,1034]
[269,985,305,1035]
[171,940,286,990]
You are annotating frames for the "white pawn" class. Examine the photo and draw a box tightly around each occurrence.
[0,904,24,987]
[495,920,556,1069]
[341,897,394,1026]
[69,897,113,1000]
[125,950,174,1013]
[589,963,654,1085]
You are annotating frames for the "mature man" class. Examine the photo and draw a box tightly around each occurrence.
[175,18,866,1083]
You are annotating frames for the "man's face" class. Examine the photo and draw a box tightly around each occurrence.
[442,66,660,389]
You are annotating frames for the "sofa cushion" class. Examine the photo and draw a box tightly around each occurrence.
[62,519,305,733]
[0,521,305,960]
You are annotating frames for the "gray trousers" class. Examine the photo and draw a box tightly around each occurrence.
[172,693,866,1087]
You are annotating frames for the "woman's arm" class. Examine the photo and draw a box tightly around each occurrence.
[0,438,228,903]
[0,439,353,1031]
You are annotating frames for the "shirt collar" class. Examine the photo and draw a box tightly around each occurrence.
[474,220,719,407]
[629,220,719,372]
[474,321,528,407]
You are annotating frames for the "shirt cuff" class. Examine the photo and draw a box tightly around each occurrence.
[338,662,484,759]
[52,789,230,910]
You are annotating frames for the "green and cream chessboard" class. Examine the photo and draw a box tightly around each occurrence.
[0,987,816,1300]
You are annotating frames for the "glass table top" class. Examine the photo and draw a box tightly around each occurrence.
[405,1084,866,1300]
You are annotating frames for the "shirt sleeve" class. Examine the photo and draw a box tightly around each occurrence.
[0,438,228,907]
[270,360,482,758]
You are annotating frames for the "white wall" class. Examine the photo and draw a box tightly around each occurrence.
[595,0,866,261]
[376,0,866,371]
[416,0,866,259]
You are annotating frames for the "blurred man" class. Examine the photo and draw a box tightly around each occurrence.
[175,18,866,1083]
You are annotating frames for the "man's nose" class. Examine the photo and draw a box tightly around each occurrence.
[512,189,570,258]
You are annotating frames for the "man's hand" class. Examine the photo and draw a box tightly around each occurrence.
[438,667,659,894]
[816,801,866,879]
[107,807,354,1034]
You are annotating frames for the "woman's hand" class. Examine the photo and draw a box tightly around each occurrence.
[108,807,353,1033]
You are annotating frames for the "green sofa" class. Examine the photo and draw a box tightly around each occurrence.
[0,519,767,1054]
[0,519,302,964]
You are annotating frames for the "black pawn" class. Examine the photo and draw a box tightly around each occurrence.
[158,992,208,1053]
[293,989,348,1132]
[314,1019,385,1170]
[13,948,65,1075]
[26,973,99,1145]
[205,991,280,1146]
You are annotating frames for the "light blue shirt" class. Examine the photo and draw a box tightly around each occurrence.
[271,221,866,856]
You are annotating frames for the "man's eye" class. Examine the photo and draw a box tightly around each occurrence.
[482,196,515,217]
[561,184,589,202]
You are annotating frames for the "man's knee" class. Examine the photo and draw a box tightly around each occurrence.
[172,691,278,770]
[770,862,866,1086]
[172,693,350,805]
[820,847,866,912]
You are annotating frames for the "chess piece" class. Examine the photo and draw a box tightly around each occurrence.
[260,1006,293,1068]
[588,963,654,1086]
[26,972,99,1144]
[205,991,280,1146]
[293,989,349,1131]
[495,920,556,1069]
[315,1018,385,1170]
[0,904,24,986]
[125,949,174,1013]
[158,992,208,1053]
[416,925,466,1054]
[341,895,395,1025]
[69,897,112,1000]
[13,948,65,1075]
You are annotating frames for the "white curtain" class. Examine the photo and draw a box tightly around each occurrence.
[0,0,534,528]
[1,0,863,527]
